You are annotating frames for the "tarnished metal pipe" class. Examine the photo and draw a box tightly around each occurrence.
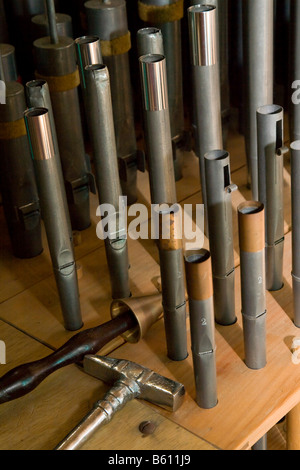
[153,203,187,361]
[0,44,18,82]
[187,5,223,232]
[185,249,217,409]
[257,104,285,292]
[33,2,94,231]
[204,150,237,326]
[243,0,274,200]
[24,107,83,331]
[31,12,73,40]
[138,0,186,181]
[0,82,42,259]
[139,53,177,205]
[82,64,131,300]
[290,141,300,327]
[238,201,266,370]
[85,0,142,205]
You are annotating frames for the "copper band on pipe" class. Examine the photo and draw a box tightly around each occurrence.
[188,4,217,66]
[139,54,168,111]
[24,108,55,161]
[185,249,213,301]
[238,201,265,253]
[138,0,184,24]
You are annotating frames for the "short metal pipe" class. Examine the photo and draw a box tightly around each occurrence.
[289,0,300,143]
[24,107,83,331]
[75,36,102,87]
[243,0,274,200]
[31,12,73,40]
[45,0,59,44]
[185,249,217,409]
[139,54,177,205]
[0,82,42,259]
[257,104,285,292]
[252,434,268,450]
[85,0,140,205]
[82,64,131,300]
[33,33,93,231]
[188,5,223,232]
[204,150,237,326]
[154,204,187,361]
[290,141,300,327]
[238,201,266,370]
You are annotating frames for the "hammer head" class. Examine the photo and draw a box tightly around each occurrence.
[83,355,185,412]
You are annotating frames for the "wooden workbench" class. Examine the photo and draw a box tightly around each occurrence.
[0,116,295,450]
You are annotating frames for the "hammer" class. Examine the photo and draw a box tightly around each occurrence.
[54,355,185,450]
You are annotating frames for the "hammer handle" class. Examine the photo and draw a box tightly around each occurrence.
[0,312,135,404]
[55,378,139,450]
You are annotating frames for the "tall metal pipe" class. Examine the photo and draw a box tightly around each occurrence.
[33,0,94,231]
[257,104,285,292]
[243,0,274,200]
[85,0,142,205]
[139,53,177,205]
[24,107,83,331]
[187,5,223,233]
[290,141,300,327]
[204,149,237,326]
[185,249,217,409]
[289,0,300,144]
[0,81,42,259]
[154,203,187,361]
[238,201,266,370]
[25,79,72,241]
[190,0,230,143]
[82,64,131,300]
[138,0,186,181]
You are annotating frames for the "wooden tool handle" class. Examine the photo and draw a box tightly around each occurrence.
[0,313,135,404]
